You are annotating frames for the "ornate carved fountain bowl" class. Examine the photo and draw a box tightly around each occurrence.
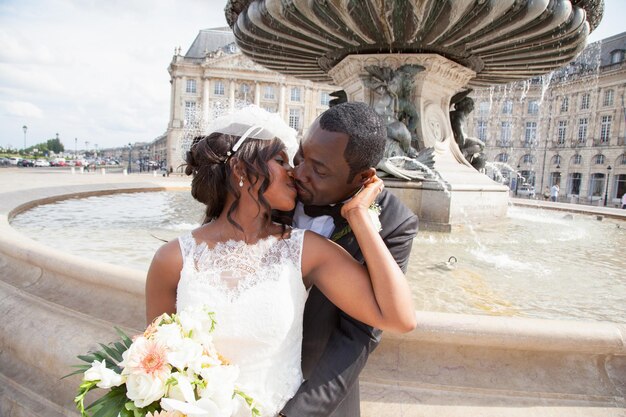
[225,0,603,87]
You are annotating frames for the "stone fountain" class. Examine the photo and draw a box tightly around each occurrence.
[224,0,603,231]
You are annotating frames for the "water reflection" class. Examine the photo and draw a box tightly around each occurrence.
[11,192,626,323]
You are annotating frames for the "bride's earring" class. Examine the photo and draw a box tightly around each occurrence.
[239,177,244,188]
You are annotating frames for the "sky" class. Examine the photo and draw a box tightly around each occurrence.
[0,0,624,152]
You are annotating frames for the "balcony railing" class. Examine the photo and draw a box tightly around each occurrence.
[617,137,626,146]
[497,140,512,148]
[592,138,610,147]
[551,140,567,148]
[570,139,587,148]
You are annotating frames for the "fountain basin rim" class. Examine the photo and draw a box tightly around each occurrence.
[2,182,625,356]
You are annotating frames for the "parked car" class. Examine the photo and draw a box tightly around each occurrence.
[8,157,21,165]
[21,159,34,167]
[34,159,50,167]
[517,184,535,197]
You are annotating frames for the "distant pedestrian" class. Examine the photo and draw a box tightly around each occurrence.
[543,186,550,200]
[621,192,626,209]
[550,184,560,202]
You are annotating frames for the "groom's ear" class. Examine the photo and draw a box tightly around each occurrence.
[358,167,377,184]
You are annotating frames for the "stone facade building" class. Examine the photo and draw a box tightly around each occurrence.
[467,32,626,206]
[162,27,336,171]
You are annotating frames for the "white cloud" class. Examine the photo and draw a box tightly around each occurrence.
[0,0,226,149]
[1,101,44,118]
[0,0,623,150]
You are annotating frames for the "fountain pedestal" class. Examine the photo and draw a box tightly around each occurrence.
[328,54,509,231]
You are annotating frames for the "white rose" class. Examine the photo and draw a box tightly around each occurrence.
[166,338,204,371]
[126,372,168,408]
[83,359,125,389]
[153,323,184,350]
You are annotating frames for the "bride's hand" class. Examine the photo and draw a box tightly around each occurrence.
[341,175,384,220]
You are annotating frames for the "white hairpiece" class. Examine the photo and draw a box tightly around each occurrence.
[182,104,299,163]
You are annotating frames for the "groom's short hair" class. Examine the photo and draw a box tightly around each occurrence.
[318,102,386,181]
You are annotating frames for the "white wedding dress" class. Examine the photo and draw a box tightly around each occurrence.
[176,228,308,417]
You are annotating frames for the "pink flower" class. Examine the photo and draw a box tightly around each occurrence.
[121,337,171,379]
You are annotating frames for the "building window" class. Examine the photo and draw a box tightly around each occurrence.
[621,154,626,165]
[603,89,614,107]
[600,115,612,143]
[320,92,330,106]
[288,108,300,130]
[186,79,197,94]
[552,155,561,165]
[214,81,225,96]
[557,121,567,145]
[572,154,582,165]
[263,105,277,113]
[264,85,275,100]
[594,154,605,165]
[560,97,569,112]
[524,121,537,145]
[290,87,301,102]
[500,121,511,144]
[478,101,490,115]
[501,100,512,114]
[522,154,534,164]
[184,101,196,124]
[580,93,590,110]
[578,118,588,143]
[527,100,539,115]
[589,173,605,197]
[610,50,624,64]
[239,83,251,102]
[477,121,488,142]
[568,173,582,195]
[496,153,508,163]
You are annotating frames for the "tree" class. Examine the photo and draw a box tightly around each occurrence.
[47,137,64,153]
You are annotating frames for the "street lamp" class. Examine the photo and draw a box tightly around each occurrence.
[515,164,521,196]
[127,143,132,174]
[22,125,27,152]
[603,165,612,206]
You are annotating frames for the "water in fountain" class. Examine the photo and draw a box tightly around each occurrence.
[468,39,604,199]
[10,191,626,323]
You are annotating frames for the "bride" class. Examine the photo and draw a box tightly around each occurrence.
[145,108,417,417]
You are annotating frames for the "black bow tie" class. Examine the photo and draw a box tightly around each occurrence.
[303,203,346,228]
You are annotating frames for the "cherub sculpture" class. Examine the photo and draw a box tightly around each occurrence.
[364,64,436,181]
[450,89,486,171]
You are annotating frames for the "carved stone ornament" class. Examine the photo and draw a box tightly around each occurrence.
[225,0,602,87]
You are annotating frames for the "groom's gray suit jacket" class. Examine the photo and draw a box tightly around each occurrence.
[280,189,418,417]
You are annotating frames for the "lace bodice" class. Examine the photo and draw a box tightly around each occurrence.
[176,228,308,417]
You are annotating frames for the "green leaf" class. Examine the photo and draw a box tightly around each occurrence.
[98,343,123,363]
[90,388,127,417]
[62,364,92,379]
[77,354,98,364]
[114,327,133,348]
[114,341,127,353]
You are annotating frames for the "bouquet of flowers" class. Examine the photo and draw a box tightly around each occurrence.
[68,306,259,417]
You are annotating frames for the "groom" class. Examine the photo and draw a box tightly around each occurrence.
[279,102,418,417]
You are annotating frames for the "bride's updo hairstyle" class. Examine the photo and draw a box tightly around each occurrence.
[185,126,286,228]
